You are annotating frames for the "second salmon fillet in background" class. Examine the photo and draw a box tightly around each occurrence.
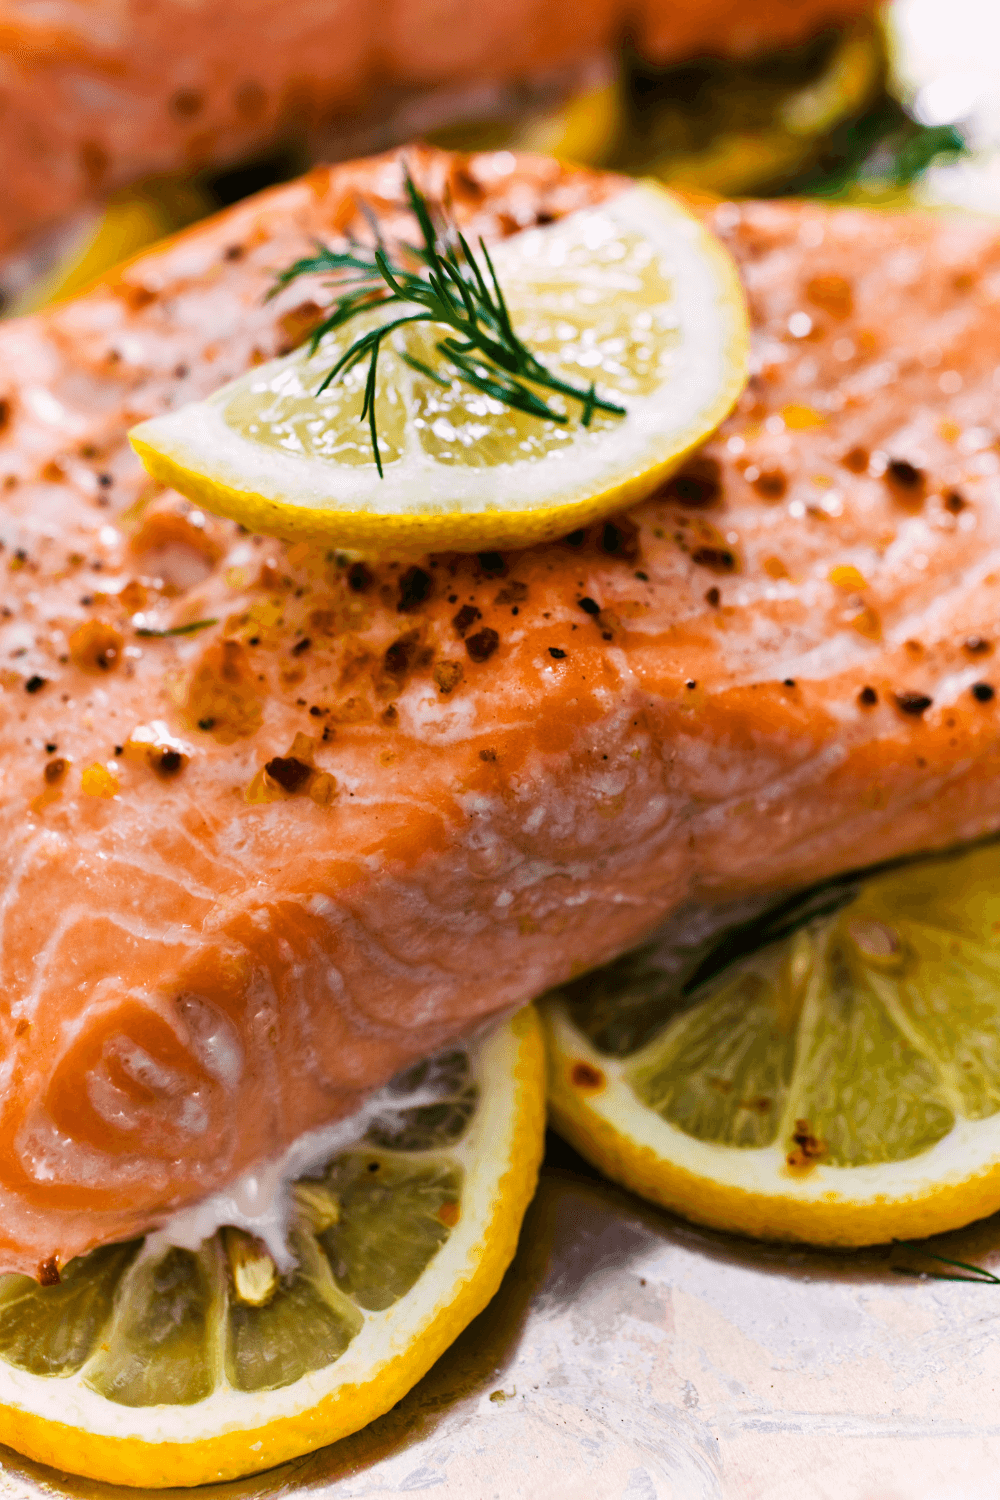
[3,147,1000,1277]
[0,0,874,258]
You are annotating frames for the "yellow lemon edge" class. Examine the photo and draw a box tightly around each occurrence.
[129,187,750,554]
[545,1029,1000,1250]
[0,1007,546,1489]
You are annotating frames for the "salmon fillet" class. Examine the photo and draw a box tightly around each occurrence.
[0,0,873,259]
[4,147,1000,1279]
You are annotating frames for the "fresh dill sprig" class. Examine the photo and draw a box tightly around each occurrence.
[135,618,218,638]
[270,169,625,476]
[892,1241,1000,1284]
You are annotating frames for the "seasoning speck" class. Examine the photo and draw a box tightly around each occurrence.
[548,647,567,660]
[972,682,995,703]
[858,685,878,706]
[578,596,600,616]
[25,675,46,693]
[894,691,932,716]
[465,628,499,663]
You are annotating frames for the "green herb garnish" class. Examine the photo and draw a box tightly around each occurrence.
[892,1241,1000,1284]
[136,618,218,638]
[271,169,625,476]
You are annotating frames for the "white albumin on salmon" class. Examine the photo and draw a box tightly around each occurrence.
[3,147,1000,1279]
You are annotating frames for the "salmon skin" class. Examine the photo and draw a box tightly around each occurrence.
[0,0,873,260]
[4,146,1000,1279]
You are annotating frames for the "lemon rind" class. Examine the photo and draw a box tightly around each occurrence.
[0,1008,546,1487]
[129,183,749,552]
[541,998,1000,1248]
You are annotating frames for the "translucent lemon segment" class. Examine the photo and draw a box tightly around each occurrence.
[542,840,1000,1247]
[0,1010,545,1488]
[130,182,749,552]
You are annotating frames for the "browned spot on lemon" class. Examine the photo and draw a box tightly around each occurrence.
[571,1061,606,1092]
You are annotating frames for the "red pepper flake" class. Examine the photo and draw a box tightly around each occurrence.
[37,1255,61,1287]
[44,757,68,784]
[786,1119,826,1169]
[69,619,123,672]
[264,756,312,793]
[25,675,46,693]
[452,604,482,637]
[570,1061,605,1091]
[972,682,995,702]
[842,446,869,474]
[465,628,499,663]
[894,691,932,716]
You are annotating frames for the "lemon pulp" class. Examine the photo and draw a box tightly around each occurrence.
[541,841,1000,1246]
[130,181,748,552]
[0,1009,545,1487]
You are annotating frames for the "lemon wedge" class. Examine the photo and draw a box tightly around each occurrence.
[541,842,1000,1247]
[129,182,748,553]
[0,1008,544,1487]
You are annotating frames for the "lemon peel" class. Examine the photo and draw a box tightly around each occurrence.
[130,182,748,553]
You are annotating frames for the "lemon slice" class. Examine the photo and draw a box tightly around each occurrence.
[129,182,748,552]
[0,1008,544,1488]
[541,842,1000,1248]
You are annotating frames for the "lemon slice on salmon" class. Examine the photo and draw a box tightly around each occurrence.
[0,1008,544,1488]
[541,841,1000,1248]
[129,182,748,552]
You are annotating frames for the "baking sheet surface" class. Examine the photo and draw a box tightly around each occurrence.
[2,1164,1000,1500]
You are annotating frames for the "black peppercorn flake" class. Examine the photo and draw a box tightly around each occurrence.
[477,551,506,577]
[578,596,600,616]
[265,756,312,794]
[548,647,567,660]
[465,628,499,663]
[348,561,373,593]
[397,565,432,612]
[452,604,482,638]
[25,675,46,693]
[783,678,796,688]
[894,691,932,716]
[291,636,311,656]
[972,682,995,703]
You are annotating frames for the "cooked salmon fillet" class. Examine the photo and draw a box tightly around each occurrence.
[4,147,1000,1279]
[0,0,873,259]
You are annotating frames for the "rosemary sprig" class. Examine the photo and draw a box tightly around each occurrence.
[271,170,625,476]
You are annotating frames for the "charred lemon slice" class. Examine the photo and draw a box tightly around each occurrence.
[541,842,1000,1247]
[129,182,748,553]
[0,1008,544,1487]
